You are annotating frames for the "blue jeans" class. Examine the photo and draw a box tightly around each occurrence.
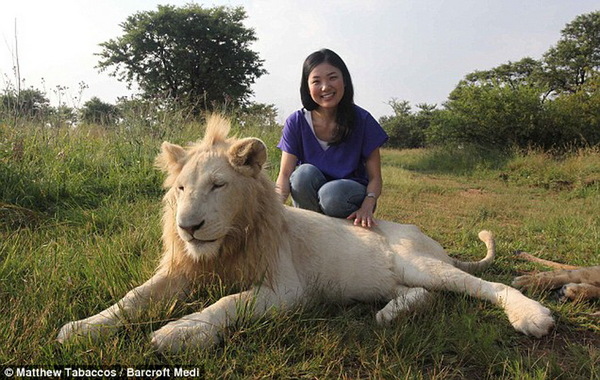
[289,164,366,218]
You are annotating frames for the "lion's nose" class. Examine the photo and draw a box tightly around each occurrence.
[179,220,205,237]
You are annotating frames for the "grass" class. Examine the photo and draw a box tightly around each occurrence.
[1,119,599,379]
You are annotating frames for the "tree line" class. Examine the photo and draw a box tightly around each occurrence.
[381,11,599,150]
[1,5,598,151]
[0,4,271,128]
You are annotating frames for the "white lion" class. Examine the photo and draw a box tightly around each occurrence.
[57,115,554,353]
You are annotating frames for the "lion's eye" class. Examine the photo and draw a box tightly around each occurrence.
[212,182,225,191]
[177,186,184,192]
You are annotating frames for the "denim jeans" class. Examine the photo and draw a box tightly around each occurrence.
[289,164,366,218]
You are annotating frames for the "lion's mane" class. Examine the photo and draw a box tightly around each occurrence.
[154,115,286,288]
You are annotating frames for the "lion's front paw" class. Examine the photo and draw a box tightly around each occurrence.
[150,326,185,354]
[507,300,554,338]
[375,308,395,325]
[512,275,531,289]
[151,319,220,354]
[57,319,116,344]
[559,283,597,302]
[513,273,563,292]
[57,321,80,343]
[512,275,545,291]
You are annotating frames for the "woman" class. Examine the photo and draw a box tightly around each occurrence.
[276,49,388,228]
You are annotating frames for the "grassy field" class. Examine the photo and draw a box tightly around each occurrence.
[1,119,598,379]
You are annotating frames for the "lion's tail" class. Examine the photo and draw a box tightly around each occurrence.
[452,230,495,274]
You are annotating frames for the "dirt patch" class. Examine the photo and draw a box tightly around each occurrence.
[524,322,600,374]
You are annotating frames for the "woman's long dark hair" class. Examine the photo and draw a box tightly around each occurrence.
[300,49,355,144]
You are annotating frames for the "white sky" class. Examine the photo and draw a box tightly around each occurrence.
[1,1,598,121]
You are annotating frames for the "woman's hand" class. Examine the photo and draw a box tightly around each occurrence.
[349,147,383,228]
[347,197,377,228]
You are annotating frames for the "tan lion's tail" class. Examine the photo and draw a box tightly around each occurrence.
[452,230,496,274]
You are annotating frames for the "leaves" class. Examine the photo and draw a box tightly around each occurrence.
[424,11,600,150]
[380,100,437,149]
[542,11,600,95]
[96,4,266,112]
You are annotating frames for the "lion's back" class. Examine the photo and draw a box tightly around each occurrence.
[282,207,399,301]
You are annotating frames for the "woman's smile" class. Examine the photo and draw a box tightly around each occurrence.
[308,63,345,109]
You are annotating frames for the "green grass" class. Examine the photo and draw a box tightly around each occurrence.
[1,120,598,378]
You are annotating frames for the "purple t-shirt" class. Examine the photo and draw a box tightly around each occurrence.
[277,105,388,185]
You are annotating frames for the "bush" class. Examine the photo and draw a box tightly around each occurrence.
[80,97,121,126]
[426,83,545,149]
[0,87,51,123]
[379,100,435,149]
[542,77,600,147]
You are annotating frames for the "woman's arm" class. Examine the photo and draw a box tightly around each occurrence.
[348,148,383,228]
[275,151,298,203]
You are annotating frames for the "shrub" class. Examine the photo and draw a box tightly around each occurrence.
[80,97,121,126]
[379,100,435,149]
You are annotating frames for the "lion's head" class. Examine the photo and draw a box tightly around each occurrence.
[155,115,283,284]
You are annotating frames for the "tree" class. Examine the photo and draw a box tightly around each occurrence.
[97,4,266,112]
[80,97,121,126]
[379,99,435,149]
[50,105,77,127]
[0,87,51,121]
[427,83,544,148]
[542,11,600,95]
[542,74,600,147]
[235,102,279,130]
[428,11,600,149]
[463,57,544,91]
[462,11,600,98]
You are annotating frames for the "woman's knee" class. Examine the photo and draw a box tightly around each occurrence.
[290,164,326,212]
[318,180,365,218]
[290,164,326,191]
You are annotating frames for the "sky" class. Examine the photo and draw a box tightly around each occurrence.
[1,1,598,122]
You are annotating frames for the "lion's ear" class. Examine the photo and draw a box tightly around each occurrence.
[228,138,267,177]
[155,142,187,174]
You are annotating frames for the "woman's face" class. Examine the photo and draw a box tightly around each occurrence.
[308,63,345,110]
